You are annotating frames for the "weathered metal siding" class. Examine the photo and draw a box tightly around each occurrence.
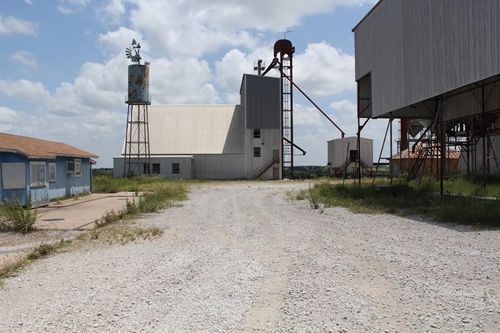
[127,64,150,104]
[242,74,281,129]
[113,157,192,178]
[355,0,500,118]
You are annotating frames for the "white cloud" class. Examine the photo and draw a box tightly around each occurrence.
[24,0,33,5]
[10,50,38,69]
[294,104,323,127]
[215,47,274,103]
[0,106,21,132]
[103,0,126,23]
[57,0,90,14]
[295,42,355,97]
[151,57,219,104]
[98,27,146,56]
[0,15,38,36]
[330,99,357,115]
[0,79,50,103]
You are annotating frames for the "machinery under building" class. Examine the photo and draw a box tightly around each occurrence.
[353,0,500,186]
[114,74,282,180]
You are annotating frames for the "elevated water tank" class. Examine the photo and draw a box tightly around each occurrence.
[127,63,150,105]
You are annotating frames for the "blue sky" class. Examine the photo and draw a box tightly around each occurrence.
[0,0,389,168]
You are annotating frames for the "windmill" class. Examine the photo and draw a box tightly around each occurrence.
[125,39,142,64]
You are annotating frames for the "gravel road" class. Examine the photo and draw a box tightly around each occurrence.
[1,182,499,332]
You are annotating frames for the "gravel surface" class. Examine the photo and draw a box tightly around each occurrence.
[0,182,499,332]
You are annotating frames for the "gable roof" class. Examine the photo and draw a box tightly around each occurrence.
[0,132,98,159]
[144,105,245,155]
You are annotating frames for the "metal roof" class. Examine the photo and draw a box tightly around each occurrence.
[390,146,461,160]
[0,132,98,159]
[146,105,245,155]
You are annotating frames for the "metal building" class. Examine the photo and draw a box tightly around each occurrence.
[113,74,282,180]
[354,0,500,184]
[327,137,373,177]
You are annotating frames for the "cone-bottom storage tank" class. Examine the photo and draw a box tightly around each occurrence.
[127,63,150,104]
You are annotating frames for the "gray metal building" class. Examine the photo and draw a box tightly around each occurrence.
[354,0,500,177]
[114,74,282,180]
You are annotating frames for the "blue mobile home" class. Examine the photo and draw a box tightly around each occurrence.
[0,133,97,207]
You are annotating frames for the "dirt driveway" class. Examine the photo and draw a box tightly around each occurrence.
[0,182,499,332]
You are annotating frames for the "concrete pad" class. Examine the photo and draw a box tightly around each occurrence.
[36,192,138,230]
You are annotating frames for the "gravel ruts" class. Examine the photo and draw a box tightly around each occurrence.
[1,182,499,332]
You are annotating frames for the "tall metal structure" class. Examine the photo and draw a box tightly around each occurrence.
[274,39,295,178]
[123,39,151,176]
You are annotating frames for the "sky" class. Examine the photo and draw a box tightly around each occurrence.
[0,0,392,168]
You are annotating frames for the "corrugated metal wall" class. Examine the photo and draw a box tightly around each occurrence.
[242,74,281,129]
[355,0,500,118]
[327,137,373,169]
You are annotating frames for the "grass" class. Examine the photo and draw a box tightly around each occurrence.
[0,174,188,284]
[294,181,500,226]
[84,225,164,245]
[0,201,38,233]
[0,239,70,281]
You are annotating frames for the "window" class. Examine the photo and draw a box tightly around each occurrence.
[66,160,74,173]
[2,163,25,189]
[349,150,359,163]
[253,147,261,158]
[152,163,161,175]
[172,163,180,174]
[48,163,56,182]
[74,159,81,177]
[30,162,46,187]
[253,129,261,139]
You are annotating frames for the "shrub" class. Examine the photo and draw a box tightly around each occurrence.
[0,201,37,233]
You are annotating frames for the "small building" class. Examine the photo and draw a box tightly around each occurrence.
[114,74,282,180]
[327,137,373,176]
[0,133,98,207]
[390,145,460,177]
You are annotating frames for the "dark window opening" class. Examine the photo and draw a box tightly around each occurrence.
[253,147,261,158]
[349,150,359,163]
[172,163,180,174]
[253,129,261,139]
[152,163,161,174]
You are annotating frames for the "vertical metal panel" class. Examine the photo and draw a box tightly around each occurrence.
[242,74,281,129]
[327,137,373,169]
[354,0,500,117]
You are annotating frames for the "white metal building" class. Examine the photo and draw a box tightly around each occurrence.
[113,74,282,180]
[353,0,500,176]
[327,137,373,176]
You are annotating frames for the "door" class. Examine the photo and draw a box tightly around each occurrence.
[29,161,49,207]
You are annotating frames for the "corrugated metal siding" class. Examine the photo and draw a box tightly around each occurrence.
[147,105,244,154]
[355,0,500,118]
[193,154,246,179]
[244,128,281,179]
[327,137,373,169]
[242,74,281,129]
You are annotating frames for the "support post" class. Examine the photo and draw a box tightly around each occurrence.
[440,111,445,196]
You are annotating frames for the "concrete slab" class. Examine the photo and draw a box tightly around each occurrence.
[36,192,138,230]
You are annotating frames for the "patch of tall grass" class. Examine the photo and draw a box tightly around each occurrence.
[296,182,499,226]
[0,201,37,233]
